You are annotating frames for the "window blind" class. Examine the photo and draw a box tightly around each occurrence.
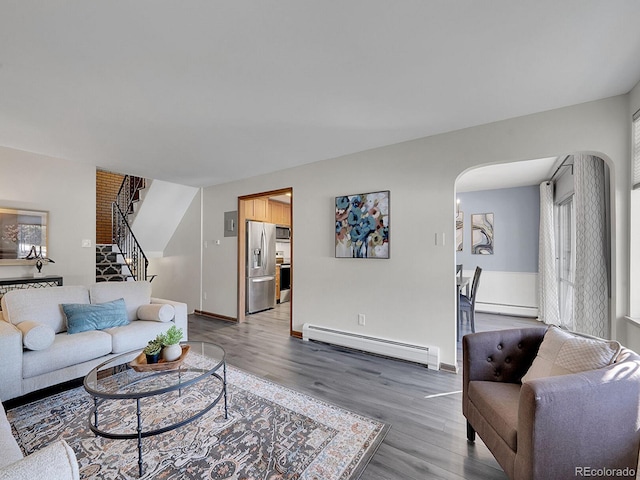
[633,109,640,189]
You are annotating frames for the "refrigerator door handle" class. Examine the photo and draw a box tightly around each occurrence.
[251,276,275,283]
[261,227,266,271]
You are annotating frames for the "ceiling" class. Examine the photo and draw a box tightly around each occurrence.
[456,156,559,193]
[1,1,640,188]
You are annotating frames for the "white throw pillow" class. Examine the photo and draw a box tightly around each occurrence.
[137,303,175,322]
[16,321,55,351]
[522,326,621,383]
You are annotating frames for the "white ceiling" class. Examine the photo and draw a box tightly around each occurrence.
[1,1,640,187]
[456,156,559,193]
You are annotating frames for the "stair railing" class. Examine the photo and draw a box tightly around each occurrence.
[112,175,152,282]
[115,175,146,217]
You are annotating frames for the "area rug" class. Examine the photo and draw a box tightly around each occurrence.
[7,357,388,480]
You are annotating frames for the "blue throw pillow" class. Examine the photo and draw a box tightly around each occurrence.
[62,298,129,334]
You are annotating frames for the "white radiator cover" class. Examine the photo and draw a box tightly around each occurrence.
[302,323,440,370]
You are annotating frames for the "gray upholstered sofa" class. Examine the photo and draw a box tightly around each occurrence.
[463,327,640,480]
[0,281,188,401]
[0,401,78,480]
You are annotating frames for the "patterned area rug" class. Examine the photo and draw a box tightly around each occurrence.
[7,357,388,479]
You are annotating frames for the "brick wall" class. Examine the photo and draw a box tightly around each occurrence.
[96,170,124,244]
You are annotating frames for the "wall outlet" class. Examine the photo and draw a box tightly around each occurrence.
[358,313,365,326]
[203,292,207,300]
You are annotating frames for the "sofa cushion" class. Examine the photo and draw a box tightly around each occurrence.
[105,321,175,354]
[16,321,55,351]
[22,330,112,379]
[468,381,521,451]
[137,303,175,322]
[90,282,152,322]
[522,326,621,383]
[62,298,129,334]
[1,286,89,334]
[0,404,23,469]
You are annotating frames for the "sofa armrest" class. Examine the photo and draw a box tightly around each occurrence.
[0,321,23,402]
[151,298,188,341]
[514,361,640,480]
[0,440,79,480]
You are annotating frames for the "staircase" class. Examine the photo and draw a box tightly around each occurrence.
[95,244,129,282]
[95,175,153,283]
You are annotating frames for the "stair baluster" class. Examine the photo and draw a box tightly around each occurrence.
[111,176,153,282]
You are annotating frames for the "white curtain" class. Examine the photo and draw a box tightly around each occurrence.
[573,154,610,338]
[538,181,560,325]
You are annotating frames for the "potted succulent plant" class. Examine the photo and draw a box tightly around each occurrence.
[158,325,184,362]
[143,339,162,364]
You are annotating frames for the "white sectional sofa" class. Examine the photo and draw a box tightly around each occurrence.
[0,281,188,402]
[0,401,79,480]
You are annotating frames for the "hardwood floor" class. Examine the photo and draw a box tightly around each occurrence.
[189,304,541,480]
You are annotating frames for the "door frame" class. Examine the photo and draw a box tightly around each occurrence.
[237,188,298,337]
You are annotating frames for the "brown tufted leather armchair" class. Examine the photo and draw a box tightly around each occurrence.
[463,327,640,480]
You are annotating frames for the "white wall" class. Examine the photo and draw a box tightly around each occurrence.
[147,190,203,312]
[132,179,199,257]
[181,95,630,368]
[0,147,96,286]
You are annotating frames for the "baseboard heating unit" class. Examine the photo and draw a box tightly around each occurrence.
[302,323,440,370]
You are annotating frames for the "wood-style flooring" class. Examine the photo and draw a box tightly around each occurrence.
[189,304,541,480]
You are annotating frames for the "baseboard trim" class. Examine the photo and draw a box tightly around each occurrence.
[194,310,237,323]
[475,302,538,318]
[439,362,459,374]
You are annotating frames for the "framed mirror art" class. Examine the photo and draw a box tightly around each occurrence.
[0,207,48,265]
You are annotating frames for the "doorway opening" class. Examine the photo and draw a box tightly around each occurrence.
[237,188,297,337]
[454,154,613,346]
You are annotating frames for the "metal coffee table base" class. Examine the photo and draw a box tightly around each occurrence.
[88,364,228,477]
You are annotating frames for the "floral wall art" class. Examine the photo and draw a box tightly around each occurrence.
[335,191,389,258]
[471,212,494,255]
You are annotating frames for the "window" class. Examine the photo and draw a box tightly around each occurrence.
[633,109,640,189]
[557,197,575,329]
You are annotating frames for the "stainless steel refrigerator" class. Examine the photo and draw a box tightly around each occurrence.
[246,221,276,314]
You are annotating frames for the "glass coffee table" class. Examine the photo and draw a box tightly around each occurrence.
[83,341,227,477]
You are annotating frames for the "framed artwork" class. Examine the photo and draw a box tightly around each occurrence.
[0,207,48,265]
[471,213,494,255]
[335,190,389,258]
[455,211,463,252]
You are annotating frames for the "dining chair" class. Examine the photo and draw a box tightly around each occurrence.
[456,264,463,280]
[459,266,482,338]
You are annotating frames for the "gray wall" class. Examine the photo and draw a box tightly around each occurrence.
[456,186,540,273]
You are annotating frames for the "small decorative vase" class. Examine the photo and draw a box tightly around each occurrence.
[145,352,161,364]
[163,344,182,362]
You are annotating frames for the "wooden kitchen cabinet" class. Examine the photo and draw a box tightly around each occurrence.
[283,203,291,226]
[269,200,286,225]
[275,265,281,302]
[245,197,269,222]
[269,200,291,226]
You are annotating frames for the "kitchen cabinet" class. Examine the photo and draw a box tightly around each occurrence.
[275,265,281,302]
[268,200,291,226]
[244,197,269,222]
[283,204,291,226]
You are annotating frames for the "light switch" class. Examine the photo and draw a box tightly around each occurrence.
[82,239,92,248]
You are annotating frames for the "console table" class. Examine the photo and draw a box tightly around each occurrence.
[0,276,63,309]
